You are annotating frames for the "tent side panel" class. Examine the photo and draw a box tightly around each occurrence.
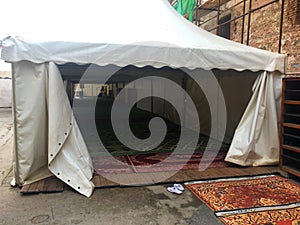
[13,61,52,185]
[48,63,94,197]
[12,61,94,197]
[225,71,282,166]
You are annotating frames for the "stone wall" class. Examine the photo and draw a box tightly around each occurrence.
[198,0,300,73]
[282,0,300,72]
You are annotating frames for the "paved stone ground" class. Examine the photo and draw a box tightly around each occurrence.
[0,108,223,225]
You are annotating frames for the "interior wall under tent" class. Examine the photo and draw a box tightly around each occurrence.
[185,69,260,144]
[56,63,260,145]
[84,66,260,144]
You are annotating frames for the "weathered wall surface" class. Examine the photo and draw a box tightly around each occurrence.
[282,0,300,72]
[198,0,300,73]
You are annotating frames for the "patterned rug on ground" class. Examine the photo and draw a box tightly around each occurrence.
[128,150,232,173]
[93,150,232,175]
[93,155,134,174]
[92,102,229,157]
[94,127,229,157]
[185,175,300,225]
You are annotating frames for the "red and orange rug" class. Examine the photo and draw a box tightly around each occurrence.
[93,150,232,174]
[185,175,300,225]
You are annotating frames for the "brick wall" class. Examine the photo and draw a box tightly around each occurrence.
[198,0,300,73]
[282,0,300,72]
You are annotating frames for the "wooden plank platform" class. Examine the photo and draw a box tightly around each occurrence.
[93,166,279,188]
[91,175,119,188]
[19,166,279,193]
[20,176,64,194]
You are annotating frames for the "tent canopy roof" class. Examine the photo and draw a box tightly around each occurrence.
[1,0,285,73]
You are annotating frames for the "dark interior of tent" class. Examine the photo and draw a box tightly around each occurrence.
[57,63,259,174]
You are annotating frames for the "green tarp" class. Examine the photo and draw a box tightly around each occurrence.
[173,0,195,22]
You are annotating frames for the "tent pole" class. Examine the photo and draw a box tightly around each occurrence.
[241,0,246,44]
[65,80,74,105]
[246,0,252,46]
[217,0,221,35]
[278,0,284,53]
[151,79,154,113]
[196,0,199,26]
[182,75,186,127]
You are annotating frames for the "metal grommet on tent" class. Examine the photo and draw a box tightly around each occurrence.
[70,123,72,126]
[78,187,80,189]
[50,154,53,157]
[65,132,67,135]
[57,172,60,175]
[58,143,61,146]
[68,179,70,182]
[48,164,51,167]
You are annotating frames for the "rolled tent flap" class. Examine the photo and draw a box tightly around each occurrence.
[48,62,94,197]
[225,71,282,166]
[12,61,94,197]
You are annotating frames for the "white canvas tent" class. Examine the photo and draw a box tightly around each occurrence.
[0,78,11,107]
[0,69,11,107]
[1,0,285,197]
